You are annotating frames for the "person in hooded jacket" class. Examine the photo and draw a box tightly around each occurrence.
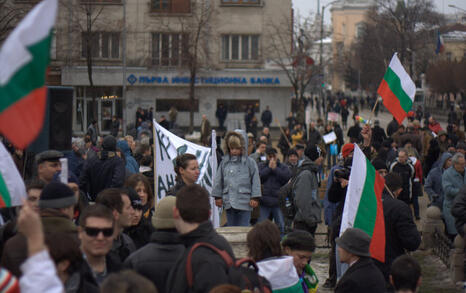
[258,147,291,234]
[425,152,453,209]
[116,140,139,175]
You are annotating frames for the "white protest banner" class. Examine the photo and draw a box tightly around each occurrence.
[153,120,219,226]
[323,131,337,144]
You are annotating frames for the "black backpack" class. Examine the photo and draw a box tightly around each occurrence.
[185,242,272,293]
[278,165,311,220]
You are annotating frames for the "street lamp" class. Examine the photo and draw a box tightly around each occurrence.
[448,4,466,13]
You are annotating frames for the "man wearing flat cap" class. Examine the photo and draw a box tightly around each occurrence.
[36,150,63,184]
[335,228,386,293]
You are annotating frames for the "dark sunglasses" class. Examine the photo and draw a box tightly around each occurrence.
[84,227,114,237]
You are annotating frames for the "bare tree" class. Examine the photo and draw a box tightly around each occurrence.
[0,0,27,44]
[427,59,465,97]
[265,14,320,123]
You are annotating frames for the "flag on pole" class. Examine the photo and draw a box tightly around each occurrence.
[0,142,27,207]
[377,53,415,125]
[340,144,386,263]
[0,0,57,149]
[435,32,445,54]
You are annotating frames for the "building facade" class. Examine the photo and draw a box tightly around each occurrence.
[46,0,294,134]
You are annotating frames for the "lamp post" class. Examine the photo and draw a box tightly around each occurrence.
[320,0,338,121]
[448,4,466,13]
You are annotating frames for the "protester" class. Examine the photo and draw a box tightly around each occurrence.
[261,106,272,128]
[212,131,261,226]
[247,220,302,292]
[35,150,63,184]
[101,270,158,293]
[442,153,466,240]
[123,187,154,249]
[258,147,291,234]
[389,149,415,215]
[95,188,136,264]
[167,154,200,196]
[452,185,466,238]
[285,149,299,177]
[425,152,452,209]
[79,135,125,201]
[249,140,267,164]
[215,104,228,131]
[334,228,386,293]
[282,230,319,293]
[389,255,422,293]
[278,128,291,159]
[125,174,154,220]
[117,139,139,175]
[167,184,235,293]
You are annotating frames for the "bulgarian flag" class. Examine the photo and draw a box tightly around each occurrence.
[0,142,27,207]
[0,0,58,149]
[340,144,386,263]
[377,53,415,125]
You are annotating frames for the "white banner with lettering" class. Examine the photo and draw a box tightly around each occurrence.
[153,120,219,227]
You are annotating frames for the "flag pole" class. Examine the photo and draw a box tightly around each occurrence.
[384,183,396,199]
[152,119,158,205]
[275,119,292,148]
[367,97,381,126]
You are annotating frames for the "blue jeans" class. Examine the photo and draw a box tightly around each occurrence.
[258,206,285,234]
[226,208,251,227]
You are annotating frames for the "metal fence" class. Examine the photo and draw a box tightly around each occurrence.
[432,227,453,267]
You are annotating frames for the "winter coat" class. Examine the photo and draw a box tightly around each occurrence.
[373,191,421,281]
[258,160,291,207]
[292,160,322,227]
[167,180,186,197]
[425,152,452,209]
[452,186,466,238]
[124,217,154,249]
[64,261,99,293]
[261,110,272,126]
[167,221,235,293]
[108,232,137,265]
[347,124,361,142]
[372,126,387,145]
[79,151,125,201]
[389,160,415,205]
[335,257,386,293]
[124,230,185,293]
[387,119,398,137]
[442,166,466,235]
[117,140,139,174]
[308,129,322,146]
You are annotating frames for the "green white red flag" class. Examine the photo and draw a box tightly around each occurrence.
[0,141,27,207]
[377,53,415,125]
[340,144,386,263]
[0,0,57,149]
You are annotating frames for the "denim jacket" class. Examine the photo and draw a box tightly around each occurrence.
[211,154,261,211]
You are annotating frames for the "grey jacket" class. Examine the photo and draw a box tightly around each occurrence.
[211,154,261,211]
[292,160,322,226]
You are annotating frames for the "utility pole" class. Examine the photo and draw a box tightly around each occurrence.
[122,0,127,136]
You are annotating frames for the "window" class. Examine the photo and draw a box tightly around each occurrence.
[151,0,190,13]
[81,32,120,59]
[222,34,259,61]
[156,99,199,112]
[152,33,189,66]
[221,0,260,5]
[356,22,365,39]
[218,99,259,113]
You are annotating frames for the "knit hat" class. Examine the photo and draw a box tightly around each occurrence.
[102,135,117,151]
[341,143,355,158]
[335,228,371,257]
[305,145,322,161]
[39,182,77,209]
[372,159,387,171]
[0,268,19,293]
[265,146,277,156]
[151,196,176,229]
[288,149,298,157]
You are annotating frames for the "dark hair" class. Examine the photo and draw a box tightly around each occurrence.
[174,153,197,178]
[135,144,151,155]
[96,188,124,213]
[176,184,210,223]
[140,155,152,167]
[390,255,421,291]
[45,232,83,276]
[26,179,46,192]
[125,173,154,209]
[385,172,403,192]
[209,284,242,293]
[281,230,315,252]
[101,270,158,293]
[247,220,282,261]
[79,204,114,227]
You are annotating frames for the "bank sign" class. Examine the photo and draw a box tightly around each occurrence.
[127,74,280,86]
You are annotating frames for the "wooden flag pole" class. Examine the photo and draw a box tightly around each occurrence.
[152,120,158,206]
[275,119,292,148]
[384,183,396,199]
[367,97,381,126]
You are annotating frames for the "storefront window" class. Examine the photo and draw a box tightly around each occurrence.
[218,99,259,113]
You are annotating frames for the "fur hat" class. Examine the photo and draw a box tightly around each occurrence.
[39,182,77,209]
[151,196,176,229]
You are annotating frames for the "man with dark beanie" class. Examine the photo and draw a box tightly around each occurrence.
[2,182,78,277]
[373,172,421,290]
[80,135,125,201]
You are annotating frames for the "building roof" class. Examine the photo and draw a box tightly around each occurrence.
[442,30,466,41]
[331,0,375,10]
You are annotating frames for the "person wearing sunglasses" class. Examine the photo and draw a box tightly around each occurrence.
[78,204,121,285]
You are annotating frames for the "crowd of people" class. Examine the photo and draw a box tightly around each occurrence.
[0,98,465,292]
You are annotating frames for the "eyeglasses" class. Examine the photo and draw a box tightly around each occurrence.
[84,227,114,237]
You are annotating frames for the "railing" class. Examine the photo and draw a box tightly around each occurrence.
[432,227,453,267]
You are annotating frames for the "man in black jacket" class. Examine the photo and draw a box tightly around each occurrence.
[387,117,399,137]
[389,149,415,208]
[79,135,125,201]
[167,184,235,293]
[125,196,184,293]
[373,173,421,289]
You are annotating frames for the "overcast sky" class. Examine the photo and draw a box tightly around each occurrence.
[292,0,466,24]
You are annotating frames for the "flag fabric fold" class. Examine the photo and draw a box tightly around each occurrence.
[340,144,386,263]
[377,53,415,125]
[435,31,445,54]
[0,0,57,149]
[0,142,27,207]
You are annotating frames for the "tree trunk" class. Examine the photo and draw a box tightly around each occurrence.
[189,66,196,134]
